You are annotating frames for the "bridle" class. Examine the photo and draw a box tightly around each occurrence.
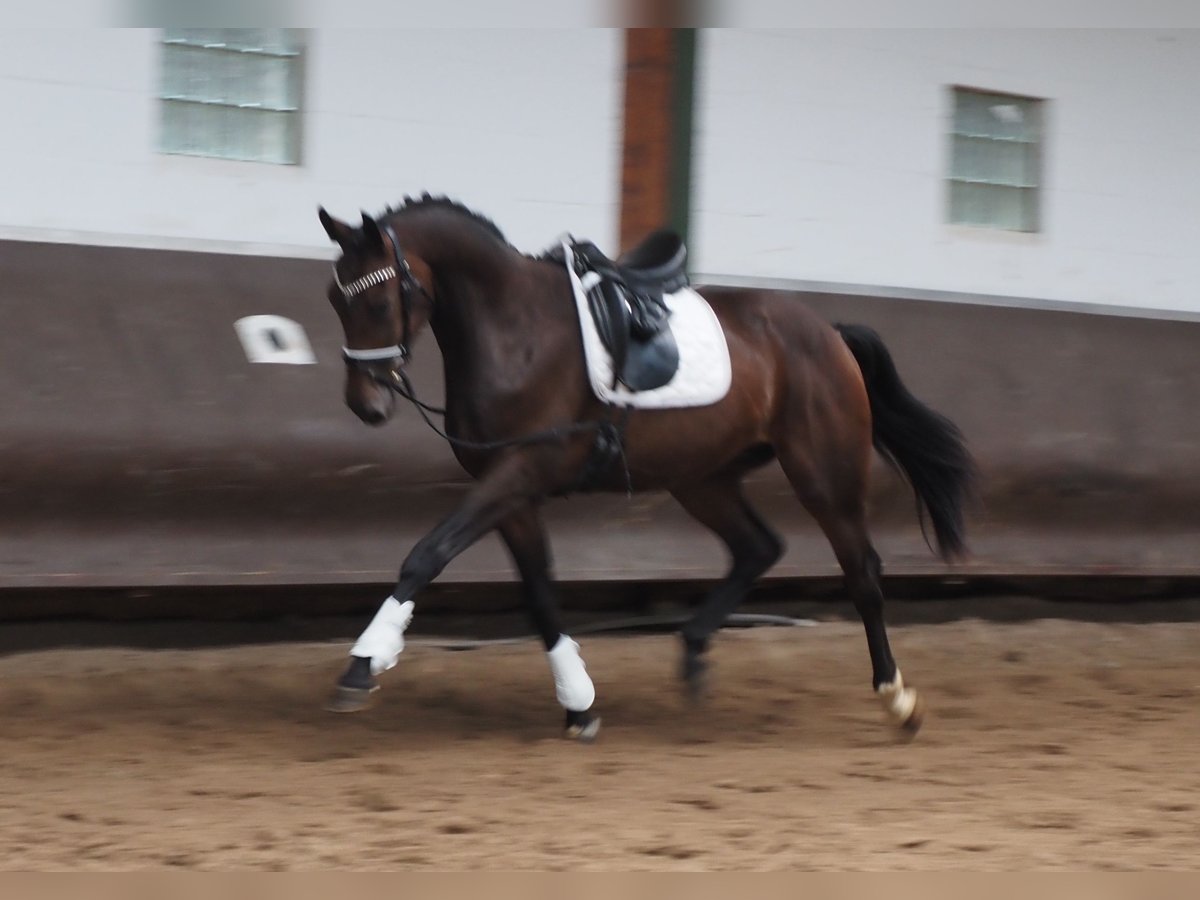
[334,222,432,371]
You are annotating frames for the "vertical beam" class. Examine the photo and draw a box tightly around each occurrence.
[668,28,696,250]
[618,28,697,255]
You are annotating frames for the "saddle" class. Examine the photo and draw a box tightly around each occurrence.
[568,229,688,392]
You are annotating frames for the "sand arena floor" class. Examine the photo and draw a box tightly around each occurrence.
[0,612,1197,870]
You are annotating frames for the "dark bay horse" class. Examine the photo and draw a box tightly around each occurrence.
[318,196,973,740]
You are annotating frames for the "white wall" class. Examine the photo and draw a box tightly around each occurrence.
[7,28,1196,315]
[692,29,1200,314]
[0,28,623,257]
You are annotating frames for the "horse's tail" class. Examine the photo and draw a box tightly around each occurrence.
[834,323,974,561]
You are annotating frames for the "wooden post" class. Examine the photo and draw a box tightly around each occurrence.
[618,28,696,256]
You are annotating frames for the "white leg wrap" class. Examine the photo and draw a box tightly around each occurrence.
[877,669,918,722]
[547,635,596,712]
[350,597,415,676]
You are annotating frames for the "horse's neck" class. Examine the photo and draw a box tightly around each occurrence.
[400,219,563,390]
[411,231,522,358]
[434,258,566,385]
[403,222,575,431]
[404,215,514,288]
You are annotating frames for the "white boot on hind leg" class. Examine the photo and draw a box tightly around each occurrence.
[876,669,924,734]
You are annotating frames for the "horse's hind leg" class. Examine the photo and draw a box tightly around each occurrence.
[778,450,924,735]
[823,511,923,734]
[671,475,783,699]
[498,505,600,741]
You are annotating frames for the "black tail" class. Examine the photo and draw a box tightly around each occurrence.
[835,323,974,560]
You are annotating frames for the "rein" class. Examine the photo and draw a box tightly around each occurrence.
[377,366,633,496]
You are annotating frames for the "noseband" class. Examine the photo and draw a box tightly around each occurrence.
[336,223,430,371]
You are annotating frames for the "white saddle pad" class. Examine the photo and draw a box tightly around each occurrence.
[561,240,732,410]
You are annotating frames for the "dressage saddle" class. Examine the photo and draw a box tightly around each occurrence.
[569,229,689,392]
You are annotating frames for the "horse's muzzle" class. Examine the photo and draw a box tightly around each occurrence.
[346,370,396,426]
[353,403,390,426]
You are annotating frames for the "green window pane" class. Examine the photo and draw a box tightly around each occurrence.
[159,29,302,165]
[948,87,1043,231]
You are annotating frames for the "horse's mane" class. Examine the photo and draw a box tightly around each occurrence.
[381,194,510,246]
[379,193,571,268]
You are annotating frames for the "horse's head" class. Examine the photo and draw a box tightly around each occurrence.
[318,207,434,425]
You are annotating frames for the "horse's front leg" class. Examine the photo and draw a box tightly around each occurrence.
[498,504,600,741]
[327,453,542,713]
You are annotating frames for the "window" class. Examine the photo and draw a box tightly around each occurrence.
[159,29,303,165]
[947,87,1043,232]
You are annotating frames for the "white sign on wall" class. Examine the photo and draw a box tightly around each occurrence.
[234,315,317,365]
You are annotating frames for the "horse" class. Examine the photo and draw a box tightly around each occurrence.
[317,195,973,741]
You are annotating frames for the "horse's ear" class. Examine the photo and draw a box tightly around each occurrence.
[318,207,354,247]
[360,212,384,249]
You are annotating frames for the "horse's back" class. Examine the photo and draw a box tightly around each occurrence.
[697,284,858,378]
[697,283,871,438]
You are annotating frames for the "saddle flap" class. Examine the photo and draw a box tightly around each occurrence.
[585,278,632,381]
[621,325,680,392]
[560,234,690,393]
[590,282,679,392]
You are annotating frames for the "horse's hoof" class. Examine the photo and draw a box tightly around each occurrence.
[896,693,926,739]
[325,684,378,714]
[564,710,601,743]
[877,674,924,739]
